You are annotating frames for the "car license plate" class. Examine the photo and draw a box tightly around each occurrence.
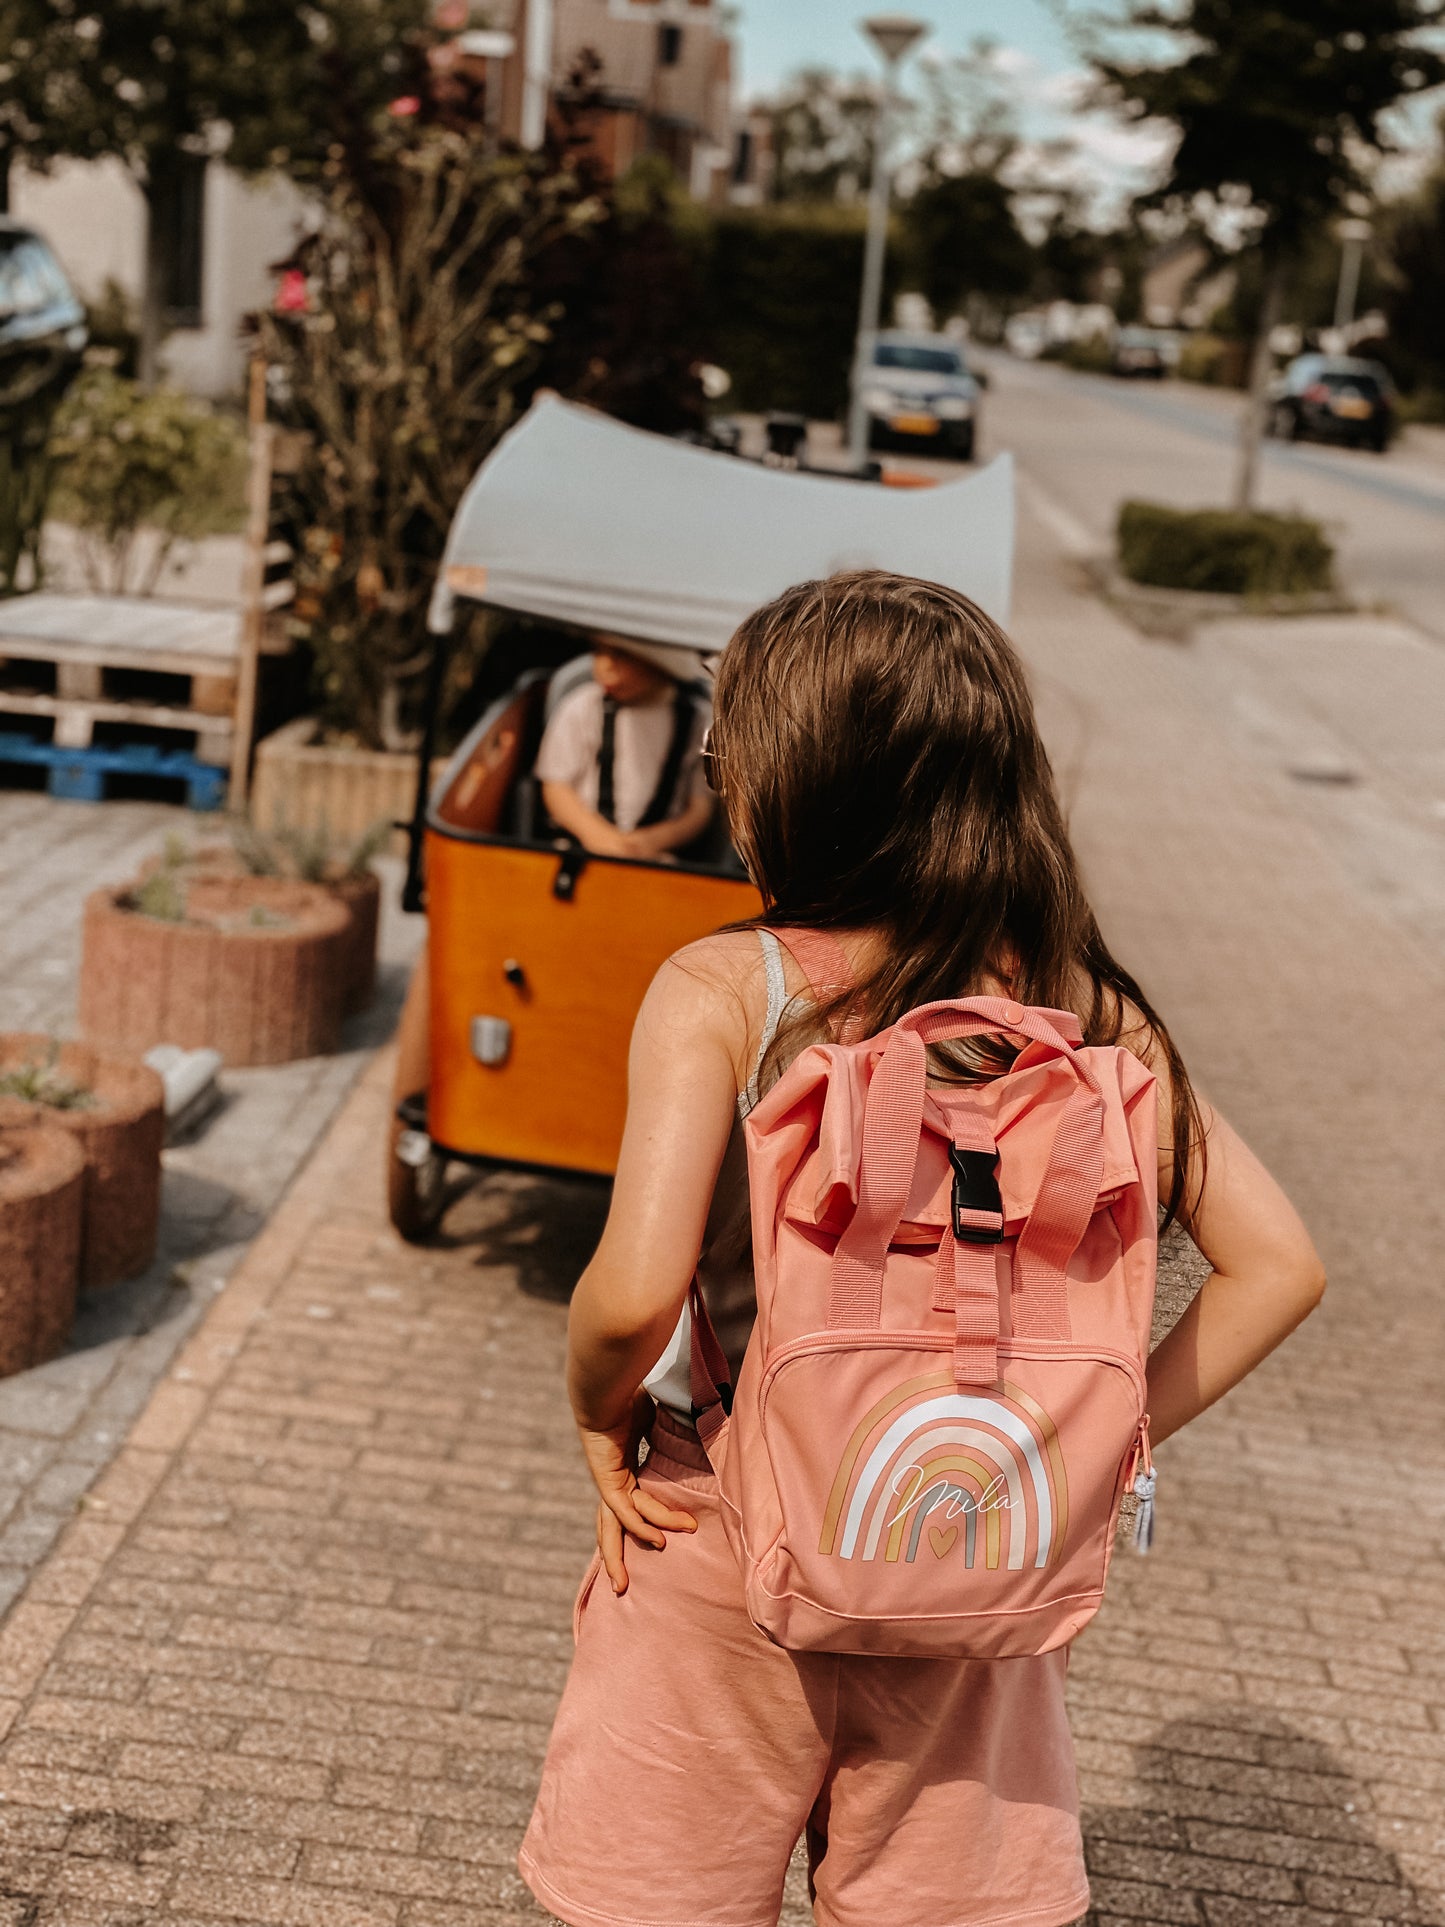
[1334,396,1371,419]
[890,413,939,435]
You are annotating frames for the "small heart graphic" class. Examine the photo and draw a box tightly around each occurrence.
[929,1523,958,1559]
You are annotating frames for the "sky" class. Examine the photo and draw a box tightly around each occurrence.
[728,3,1445,217]
[730,0,1176,217]
[732,0,1075,97]
[731,0,1186,214]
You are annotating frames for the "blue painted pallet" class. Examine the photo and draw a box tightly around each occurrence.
[0,731,228,810]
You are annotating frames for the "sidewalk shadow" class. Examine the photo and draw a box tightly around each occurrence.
[1074,1711,1433,1926]
[437,1168,611,1304]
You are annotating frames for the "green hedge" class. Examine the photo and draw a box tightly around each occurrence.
[689,204,884,419]
[1117,500,1334,597]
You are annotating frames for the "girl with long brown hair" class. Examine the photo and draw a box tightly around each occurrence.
[520,571,1323,1927]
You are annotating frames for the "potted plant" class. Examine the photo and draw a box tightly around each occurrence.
[0,1104,85,1375]
[79,849,351,1067]
[230,817,390,1014]
[0,1038,164,1290]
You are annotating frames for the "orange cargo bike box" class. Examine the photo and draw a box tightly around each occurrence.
[389,397,1016,1240]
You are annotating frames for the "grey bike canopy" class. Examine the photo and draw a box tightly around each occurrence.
[427,395,1015,660]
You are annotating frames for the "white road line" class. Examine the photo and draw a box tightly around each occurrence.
[1015,469,1100,559]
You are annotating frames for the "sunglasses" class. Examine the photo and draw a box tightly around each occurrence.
[701,726,723,795]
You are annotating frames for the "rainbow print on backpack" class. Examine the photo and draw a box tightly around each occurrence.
[818,1370,1068,1570]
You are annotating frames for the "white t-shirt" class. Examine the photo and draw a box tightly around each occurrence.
[534,680,709,834]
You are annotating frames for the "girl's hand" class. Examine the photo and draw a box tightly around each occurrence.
[578,1391,697,1594]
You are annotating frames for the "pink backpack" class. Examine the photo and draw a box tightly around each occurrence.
[689,928,1160,1660]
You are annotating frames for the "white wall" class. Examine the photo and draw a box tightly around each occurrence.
[13,157,310,400]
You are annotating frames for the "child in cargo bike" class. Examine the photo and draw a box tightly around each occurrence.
[535,632,714,861]
[520,571,1324,1927]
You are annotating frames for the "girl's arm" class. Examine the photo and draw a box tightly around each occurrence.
[567,945,747,1591]
[1145,1076,1325,1445]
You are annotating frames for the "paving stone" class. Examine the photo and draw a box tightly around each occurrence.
[0,797,423,1651]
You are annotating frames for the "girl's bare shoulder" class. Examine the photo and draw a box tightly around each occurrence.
[638,929,765,1073]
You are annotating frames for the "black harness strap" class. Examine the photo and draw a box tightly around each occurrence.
[596,697,619,824]
[637,686,697,830]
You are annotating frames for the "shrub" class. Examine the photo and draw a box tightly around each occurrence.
[1117,500,1334,596]
[689,203,879,418]
[1061,332,1112,374]
[1175,333,1249,389]
[49,371,247,593]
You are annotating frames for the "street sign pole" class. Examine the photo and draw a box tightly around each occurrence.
[847,17,926,468]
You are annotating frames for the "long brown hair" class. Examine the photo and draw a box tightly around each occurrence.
[711,569,1204,1224]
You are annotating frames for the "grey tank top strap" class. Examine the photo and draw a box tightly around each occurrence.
[741,929,789,1119]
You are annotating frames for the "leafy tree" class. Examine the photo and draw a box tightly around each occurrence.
[1382,161,1445,404]
[0,0,432,380]
[1094,0,1445,507]
[767,66,878,203]
[0,0,86,211]
[900,170,1034,316]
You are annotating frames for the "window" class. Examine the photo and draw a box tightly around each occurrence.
[154,153,207,328]
[874,343,963,376]
[658,22,683,64]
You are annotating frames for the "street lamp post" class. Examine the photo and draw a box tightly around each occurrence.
[1333,217,1372,337]
[847,15,927,467]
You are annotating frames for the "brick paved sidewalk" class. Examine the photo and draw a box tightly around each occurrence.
[0,504,1438,1925]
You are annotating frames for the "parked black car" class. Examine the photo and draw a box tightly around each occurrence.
[0,220,88,415]
[1268,354,1394,453]
[1109,326,1172,379]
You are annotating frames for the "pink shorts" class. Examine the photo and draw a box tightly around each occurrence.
[520,1410,1089,1927]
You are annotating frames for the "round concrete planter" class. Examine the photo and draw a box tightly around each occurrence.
[133,846,381,1018]
[330,869,381,1015]
[0,1108,84,1375]
[80,875,352,1068]
[0,1036,165,1291]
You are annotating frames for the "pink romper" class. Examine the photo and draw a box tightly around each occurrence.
[519,935,1090,1927]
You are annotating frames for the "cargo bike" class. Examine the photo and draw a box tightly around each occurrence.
[389,396,1016,1237]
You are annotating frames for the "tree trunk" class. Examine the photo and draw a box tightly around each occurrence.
[0,152,11,216]
[138,171,176,390]
[1232,256,1288,513]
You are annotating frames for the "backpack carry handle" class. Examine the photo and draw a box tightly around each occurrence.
[827,999,1105,1359]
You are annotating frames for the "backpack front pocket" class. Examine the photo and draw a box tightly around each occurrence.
[751,1333,1145,1658]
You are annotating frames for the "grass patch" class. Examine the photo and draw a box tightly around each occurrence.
[1117,500,1334,597]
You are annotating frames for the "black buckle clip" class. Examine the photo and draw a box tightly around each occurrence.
[691,1380,733,1424]
[950,1145,1004,1244]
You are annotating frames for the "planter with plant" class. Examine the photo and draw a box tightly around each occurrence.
[229,818,391,1013]
[0,1037,165,1290]
[80,848,351,1067]
[0,1106,85,1376]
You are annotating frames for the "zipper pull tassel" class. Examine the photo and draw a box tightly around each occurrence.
[1132,1416,1156,1555]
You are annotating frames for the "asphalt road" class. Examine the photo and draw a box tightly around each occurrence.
[794,363,1445,968]
[974,353,1445,643]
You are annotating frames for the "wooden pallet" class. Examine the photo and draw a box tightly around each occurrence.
[0,590,285,763]
[0,729,228,809]
[0,362,304,800]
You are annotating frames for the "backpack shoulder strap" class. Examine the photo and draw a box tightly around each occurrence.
[764,926,855,999]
